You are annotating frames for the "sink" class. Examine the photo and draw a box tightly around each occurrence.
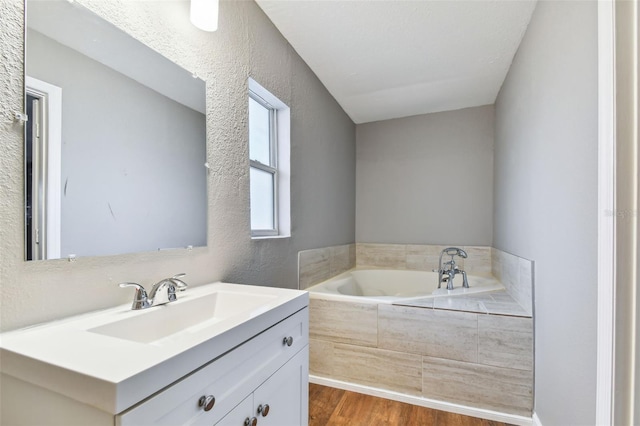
[89,290,277,344]
[0,282,308,415]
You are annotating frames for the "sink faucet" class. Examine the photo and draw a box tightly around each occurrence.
[119,273,188,310]
[434,248,469,290]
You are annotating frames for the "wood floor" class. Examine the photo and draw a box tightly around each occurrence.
[309,384,513,426]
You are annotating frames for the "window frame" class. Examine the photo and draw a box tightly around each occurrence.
[249,90,279,237]
[248,78,291,240]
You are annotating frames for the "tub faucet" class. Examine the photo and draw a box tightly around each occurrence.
[435,248,469,290]
[119,273,188,310]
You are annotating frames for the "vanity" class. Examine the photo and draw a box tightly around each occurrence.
[0,283,309,426]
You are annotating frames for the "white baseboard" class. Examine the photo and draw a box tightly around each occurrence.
[310,375,533,426]
[532,412,543,426]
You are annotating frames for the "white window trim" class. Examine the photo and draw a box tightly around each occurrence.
[249,92,278,237]
[248,78,290,239]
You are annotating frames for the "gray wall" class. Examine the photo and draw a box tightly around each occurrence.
[356,105,494,246]
[493,1,598,424]
[27,29,207,257]
[0,0,355,331]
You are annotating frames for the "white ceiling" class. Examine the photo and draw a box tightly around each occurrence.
[255,0,537,124]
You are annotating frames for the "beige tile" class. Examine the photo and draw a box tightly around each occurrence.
[406,254,437,271]
[487,291,522,304]
[501,251,520,295]
[309,298,378,347]
[394,298,434,309]
[478,315,533,371]
[309,338,335,376]
[332,343,423,396]
[482,300,529,317]
[491,247,502,280]
[405,245,444,256]
[433,297,488,314]
[349,243,356,269]
[395,290,530,317]
[378,304,478,362]
[462,246,492,276]
[518,258,532,287]
[406,244,445,271]
[480,291,530,317]
[356,243,407,268]
[491,249,534,316]
[299,248,331,290]
[330,244,354,276]
[517,258,533,316]
[422,356,533,416]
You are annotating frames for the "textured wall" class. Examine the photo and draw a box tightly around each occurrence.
[493,1,598,424]
[0,0,355,331]
[356,105,494,246]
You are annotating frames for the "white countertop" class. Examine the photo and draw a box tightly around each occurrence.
[0,282,309,414]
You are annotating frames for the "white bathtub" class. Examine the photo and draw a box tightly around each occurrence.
[306,269,503,303]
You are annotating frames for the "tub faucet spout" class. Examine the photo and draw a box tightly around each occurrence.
[435,248,469,290]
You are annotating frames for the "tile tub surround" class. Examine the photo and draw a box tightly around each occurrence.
[303,245,534,416]
[491,248,534,316]
[401,244,533,316]
[356,243,493,276]
[298,244,356,289]
[319,243,533,315]
[309,295,533,417]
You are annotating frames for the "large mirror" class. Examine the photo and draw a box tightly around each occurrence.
[24,0,207,260]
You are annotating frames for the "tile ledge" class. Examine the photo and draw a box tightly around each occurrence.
[394,290,532,318]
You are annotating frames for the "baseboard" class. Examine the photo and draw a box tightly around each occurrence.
[532,412,543,426]
[310,375,533,426]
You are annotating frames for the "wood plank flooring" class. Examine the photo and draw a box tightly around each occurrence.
[309,384,513,426]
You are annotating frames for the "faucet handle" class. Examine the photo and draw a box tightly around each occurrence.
[443,247,468,259]
[119,282,146,294]
[443,247,460,256]
[119,282,150,309]
[170,273,188,291]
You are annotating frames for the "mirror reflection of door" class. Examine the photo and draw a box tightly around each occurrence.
[24,77,62,261]
[25,92,41,260]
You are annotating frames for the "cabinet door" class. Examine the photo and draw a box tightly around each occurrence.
[253,346,309,426]
[117,308,309,426]
[215,395,254,426]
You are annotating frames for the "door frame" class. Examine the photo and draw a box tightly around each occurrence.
[25,76,62,260]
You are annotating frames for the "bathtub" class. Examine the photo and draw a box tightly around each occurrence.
[307,268,531,419]
[306,269,503,303]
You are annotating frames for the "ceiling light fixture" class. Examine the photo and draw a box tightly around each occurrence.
[191,0,219,32]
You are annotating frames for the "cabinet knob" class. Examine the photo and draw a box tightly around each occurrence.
[257,403,270,417]
[283,336,293,346]
[198,395,215,411]
[244,417,258,426]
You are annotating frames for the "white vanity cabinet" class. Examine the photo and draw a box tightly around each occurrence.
[116,307,309,426]
[0,283,309,426]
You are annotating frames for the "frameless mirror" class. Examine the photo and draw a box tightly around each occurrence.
[24,0,207,260]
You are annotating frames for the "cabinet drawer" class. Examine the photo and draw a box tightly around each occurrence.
[117,307,308,426]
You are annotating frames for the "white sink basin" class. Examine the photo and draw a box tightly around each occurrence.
[0,282,308,415]
[88,290,277,344]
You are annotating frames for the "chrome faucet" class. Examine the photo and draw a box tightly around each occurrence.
[119,273,188,310]
[434,248,469,290]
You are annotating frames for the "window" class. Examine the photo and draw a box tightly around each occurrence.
[248,79,290,238]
